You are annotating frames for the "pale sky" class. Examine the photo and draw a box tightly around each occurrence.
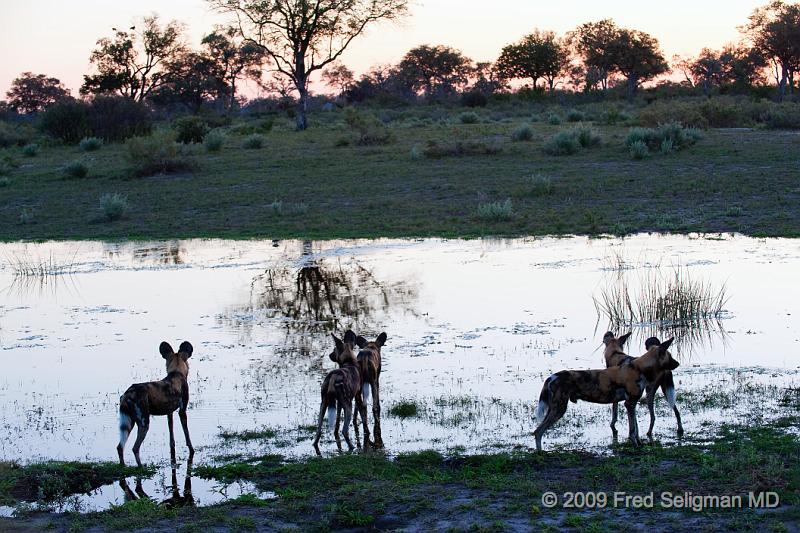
[0,0,766,98]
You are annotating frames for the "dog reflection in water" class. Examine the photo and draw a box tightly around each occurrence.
[119,463,194,508]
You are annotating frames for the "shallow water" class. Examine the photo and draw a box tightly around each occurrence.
[1,235,798,471]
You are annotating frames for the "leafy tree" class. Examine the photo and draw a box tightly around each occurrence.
[6,72,70,113]
[743,1,800,98]
[202,27,265,111]
[570,19,620,91]
[322,62,356,96]
[676,45,766,95]
[151,52,221,112]
[496,30,570,91]
[207,0,409,130]
[396,44,473,98]
[81,15,185,102]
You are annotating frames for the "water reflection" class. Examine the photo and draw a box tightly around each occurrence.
[120,463,194,508]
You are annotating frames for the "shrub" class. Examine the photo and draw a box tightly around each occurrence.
[126,131,194,177]
[574,126,601,148]
[203,130,225,152]
[566,109,585,122]
[625,122,699,153]
[660,138,674,154]
[389,400,419,418]
[334,137,350,147]
[461,90,488,108]
[637,100,709,129]
[410,145,422,160]
[0,177,10,187]
[511,124,534,142]
[629,140,649,160]
[88,96,152,141]
[599,106,631,125]
[547,114,562,125]
[22,143,39,157]
[525,174,554,196]
[343,108,391,145]
[174,116,209,144]
[459,111,480,124]
[63,161,88,179]
[79,137,103,151]
[98,193,128,221]
[422,139,502,158]
[0,121,34,148]
[476,199,513,221]
[543,130,580,155]
[762,105,800,129]
[242,134,264,149]
[39,99,90,144]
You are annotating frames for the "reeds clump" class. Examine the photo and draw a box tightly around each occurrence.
[476,199,513,221]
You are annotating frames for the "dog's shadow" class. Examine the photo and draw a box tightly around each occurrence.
[119,461,195,508]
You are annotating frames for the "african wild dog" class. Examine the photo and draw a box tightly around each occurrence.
[533,335,678,451]
[117,341,195,467]
[603,332,683,438]
[353,332,387,448]
[313,330,364,454]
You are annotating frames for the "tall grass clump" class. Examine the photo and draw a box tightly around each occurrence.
[344,108,391,145]
[566,109,586,122]
[8,252,78,278]
[525,174,554,196]
[79,137,103,151]
[22,143,39,157]
[203,130,226,152]
[423,139,502,158]
[476,199,513,221]
[629,140,649,160]
[242,134,265,149]
[547,113,562,125]
[625,122,699,160]
[98,193,129,222]
[63,161,88,179]
[511,124,534,141]
[126,131,194,177]
[459,111,480,124]
[544,127,600,155]
[389,400,420,419]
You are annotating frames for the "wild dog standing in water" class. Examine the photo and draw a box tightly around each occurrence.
[353,332,387,448]
[533,336,678,451]
[603,333,684,438]
[117,341,195,466]
[313,330,364,455]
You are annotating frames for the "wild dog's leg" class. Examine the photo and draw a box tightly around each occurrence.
[371,379,383,448]
[178,408,195,459]
[341,401,355,451]
[646,385,658,439]
[356,391,371,448]
[624,399,641,446]
[131,416,150,467]
[610,402,619,437]
[533,395,569,452]
[167,412,177,464]
[312,399,328,455]
[334,405,342,445]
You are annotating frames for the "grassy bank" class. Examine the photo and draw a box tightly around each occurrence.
[2,418,798,532]
[1,109,799,242]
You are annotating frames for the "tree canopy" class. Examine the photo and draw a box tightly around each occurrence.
[6,72,70,113]
[496,30,569,91]
[396,44,473,97]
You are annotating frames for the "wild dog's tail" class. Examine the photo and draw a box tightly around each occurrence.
[326,404,337,431]
[661,371,677,409]
[362,382,371,402]
[118,394,135,448]
[535,375,558,423]
[324,375,338,431]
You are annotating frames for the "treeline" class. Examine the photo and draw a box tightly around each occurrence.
[1,0,799,132]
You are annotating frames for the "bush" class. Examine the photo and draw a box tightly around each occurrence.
[637,100,709,129]
[629,140,649,160]
[126,131,194,177]
[566,109,585,122]
[459,111,480,124]
[174,116,209,144]
[0,121,35,148]
[543,131,579,155]
[574,126,601,148]
[547,114,562,125]
[343,108,391,145]
[22,143,39,157]
[88,96,152,141]
[477,199,513,221]
[525,174,554,196]
[511,124,534,142]
[39,99,90,144]
[63,161,88,179]
[242,134,264,149]
[422,139,502,158]
[98,193,128,222]
[79,137,103,151]
[203,130,225,152]
[762,105,800,129]
[625,122,699,153]
[461,90,488,108]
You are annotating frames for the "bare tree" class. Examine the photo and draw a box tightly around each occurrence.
[207,0,409,130]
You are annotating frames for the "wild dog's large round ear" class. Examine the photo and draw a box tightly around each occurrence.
[376,332,387,347]
[659,338,674,354]
[331,333,344,353]
[343,330,357,345]
[618,332,632,347]
[355,336,368,349]
[602,332,615,345]
[644,337,661,349]
[179,341,193,358]
[159,342,175,359]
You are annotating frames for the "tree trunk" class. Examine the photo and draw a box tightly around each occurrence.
[778,64,788,101]
[626,75,638,99]
[296,84,308,131]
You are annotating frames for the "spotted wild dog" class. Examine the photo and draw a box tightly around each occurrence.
[353,332,387,448]
[313,330,364,455]
[603,333,683,438]
[117,341,195,467]
[533,336,678,451]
